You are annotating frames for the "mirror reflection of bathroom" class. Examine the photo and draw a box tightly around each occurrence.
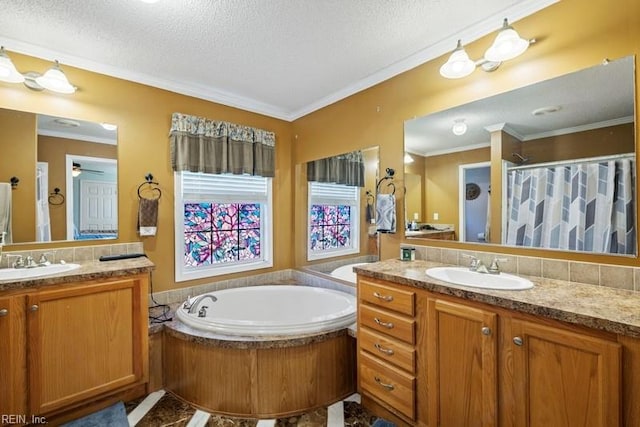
[302,146,380,284]
[459,162,490,243]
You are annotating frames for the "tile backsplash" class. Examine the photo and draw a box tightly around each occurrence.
[405,244,639,292]
[0,242,144,269]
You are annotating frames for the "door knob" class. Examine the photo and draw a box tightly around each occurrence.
[481,326,492,336]
[513,336,524,346]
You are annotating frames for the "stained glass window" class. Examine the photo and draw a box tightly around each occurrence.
[184,202,261,267]
[309,204,351,251]
[176,172,272,281]
[308,182,359,260]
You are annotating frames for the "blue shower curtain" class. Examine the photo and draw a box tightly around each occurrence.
[505,158,635,254]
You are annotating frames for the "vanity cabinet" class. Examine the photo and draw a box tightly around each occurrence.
[357,277,421,423]
[506,318,621,427]
[356,275,633,427]
[0,295,27,419]
[0,273,149,421]
[426,298,497,427]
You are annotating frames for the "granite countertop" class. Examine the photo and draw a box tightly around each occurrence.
[0,257,155,292]
[354,259,640,339]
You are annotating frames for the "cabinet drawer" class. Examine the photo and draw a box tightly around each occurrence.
[360,304,415,344]
[360,351,415,420]
[359,327,415,373]
[359,279,415,316]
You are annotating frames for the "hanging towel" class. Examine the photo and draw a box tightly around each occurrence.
[376,193,396,233]
[365,201,375,224]
[137,197,159,236]
[0,183,12,244]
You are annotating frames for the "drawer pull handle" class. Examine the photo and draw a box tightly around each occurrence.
[373,292,394,302]
[374,343,395,355]
[481,326,492,336]
[30,304,39,312]
[374,376,395,391]
[0,308,7,317]
[374,317,394,329]
[513,336,524,346]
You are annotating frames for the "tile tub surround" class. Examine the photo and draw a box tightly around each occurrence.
[404,244,640,291]
[354,258,640,338]
[0,254,154,291]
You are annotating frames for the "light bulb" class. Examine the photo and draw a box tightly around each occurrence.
[35,60,76,94]
[439,40,476,79]
[452,119,467,136]
[484,19,529,62]
[0,47,25,83]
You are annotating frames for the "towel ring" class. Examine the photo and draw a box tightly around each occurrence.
[48,188,65,205]
[366,190,374,204]
[137,173,162,200]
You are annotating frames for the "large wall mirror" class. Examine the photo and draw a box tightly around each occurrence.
[302,146,380,263]
[404,55,636,256]
[0,109,118,244]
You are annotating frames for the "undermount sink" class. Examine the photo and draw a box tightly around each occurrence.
[425,267,534,290]
[0,263,81,281]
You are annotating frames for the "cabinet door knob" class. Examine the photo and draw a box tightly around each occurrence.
[374,317,394,329]
[513,336,524,346]
[374,376,395,391]
[481,326,492,336]
[0,308,7,317]
[373,292,394,302]
[374,343,395,355]
[30,304,39,312]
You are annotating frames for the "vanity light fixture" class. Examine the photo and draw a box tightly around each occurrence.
[440,18,533,79]
[0,46,25,83]
[439,40,476,79]
[33,60,76,94]
[484,19,530,62]
[0,47,76,94]
[452,119,467,136]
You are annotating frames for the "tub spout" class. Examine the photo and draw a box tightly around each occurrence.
[186,294,218,314]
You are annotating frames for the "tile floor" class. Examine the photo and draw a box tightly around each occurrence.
[124,390,384,427]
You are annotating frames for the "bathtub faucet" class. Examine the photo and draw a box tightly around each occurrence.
[185,294,218,314]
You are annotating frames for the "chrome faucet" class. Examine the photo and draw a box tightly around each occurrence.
[462,254,508,274]
[488,257,509,274]
[185,294,218,314]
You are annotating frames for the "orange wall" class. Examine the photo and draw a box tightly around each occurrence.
[0,56,293,293]
[1,0,638,284]
[37,136,118,241]
[424,147,491,229]
[293,0,640,266]
[0,108,36,243]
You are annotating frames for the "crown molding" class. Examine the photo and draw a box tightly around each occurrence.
[1,0,559,122]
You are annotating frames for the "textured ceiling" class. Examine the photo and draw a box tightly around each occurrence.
[0,0,556,121]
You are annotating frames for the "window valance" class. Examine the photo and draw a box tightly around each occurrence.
[169,112,276,177]
[306,150,365,187]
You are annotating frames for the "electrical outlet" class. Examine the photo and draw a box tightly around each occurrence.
[433,212,439,221]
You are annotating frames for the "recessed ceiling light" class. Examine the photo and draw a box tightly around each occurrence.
[531,105,562,116]
[452,119,467,136]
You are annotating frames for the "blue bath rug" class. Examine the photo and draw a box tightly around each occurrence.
[62,401,128,427]
[372,418,396,427]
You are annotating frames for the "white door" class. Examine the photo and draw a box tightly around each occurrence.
[79,180,118,232]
